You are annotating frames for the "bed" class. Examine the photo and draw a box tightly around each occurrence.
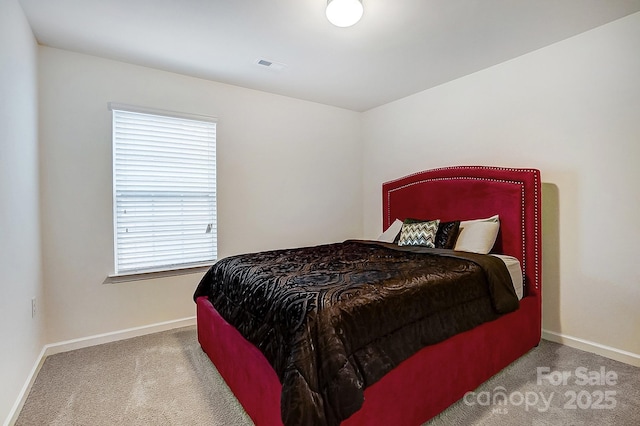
[194,165,542,425]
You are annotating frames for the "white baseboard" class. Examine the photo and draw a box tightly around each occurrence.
[43,316,196,357]
[4,317,196,426]
[542,329,640,367]
[3,346,48,426]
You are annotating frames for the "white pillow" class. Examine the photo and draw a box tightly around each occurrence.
[459,214,499,227]
[454,215,500,254]
[377,219,403,243]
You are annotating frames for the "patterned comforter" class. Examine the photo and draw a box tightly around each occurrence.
[193,240,519,425]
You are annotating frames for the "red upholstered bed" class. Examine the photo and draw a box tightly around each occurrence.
[195,166,541,425]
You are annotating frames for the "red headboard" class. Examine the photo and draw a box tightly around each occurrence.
[382,166,541,298]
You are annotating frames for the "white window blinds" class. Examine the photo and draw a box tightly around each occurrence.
[111,105,217,274]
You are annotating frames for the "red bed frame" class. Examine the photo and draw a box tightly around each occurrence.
[196,166,542,425]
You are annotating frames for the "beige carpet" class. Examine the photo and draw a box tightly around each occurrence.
[16,326,640,425]
[425,338,640,425]
[16,326,252,425]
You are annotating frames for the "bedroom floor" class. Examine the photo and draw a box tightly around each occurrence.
[16,326,640,425]
[15,326,252,425]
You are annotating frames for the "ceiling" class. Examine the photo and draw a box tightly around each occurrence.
[18,0,640,112]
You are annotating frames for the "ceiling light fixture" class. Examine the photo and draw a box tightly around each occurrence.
[326,0,363,28]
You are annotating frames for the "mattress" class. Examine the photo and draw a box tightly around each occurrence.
[491,254,523,299]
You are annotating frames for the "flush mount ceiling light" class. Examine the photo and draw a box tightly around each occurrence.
[326,0,363,28]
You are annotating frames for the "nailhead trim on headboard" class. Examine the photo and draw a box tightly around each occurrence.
[383,166,541,293]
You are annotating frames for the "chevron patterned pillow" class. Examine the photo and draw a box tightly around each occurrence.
[398,219,441,247]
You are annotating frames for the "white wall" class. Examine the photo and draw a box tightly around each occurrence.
[0,0,44,422]
[38,47,362,343]
[362,13,640,361]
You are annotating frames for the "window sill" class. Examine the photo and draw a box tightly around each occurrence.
[103,262,214,284]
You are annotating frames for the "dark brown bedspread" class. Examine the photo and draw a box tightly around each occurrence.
[193,240,518,425]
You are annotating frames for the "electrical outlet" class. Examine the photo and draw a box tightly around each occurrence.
[31,297,36,318]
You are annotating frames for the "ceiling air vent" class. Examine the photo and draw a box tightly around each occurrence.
[255,58,287,71]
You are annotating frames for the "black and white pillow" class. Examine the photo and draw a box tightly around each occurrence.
[395,218,460,249]
[398,219,440,248]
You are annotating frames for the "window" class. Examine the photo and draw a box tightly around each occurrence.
[110,103,217,275]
